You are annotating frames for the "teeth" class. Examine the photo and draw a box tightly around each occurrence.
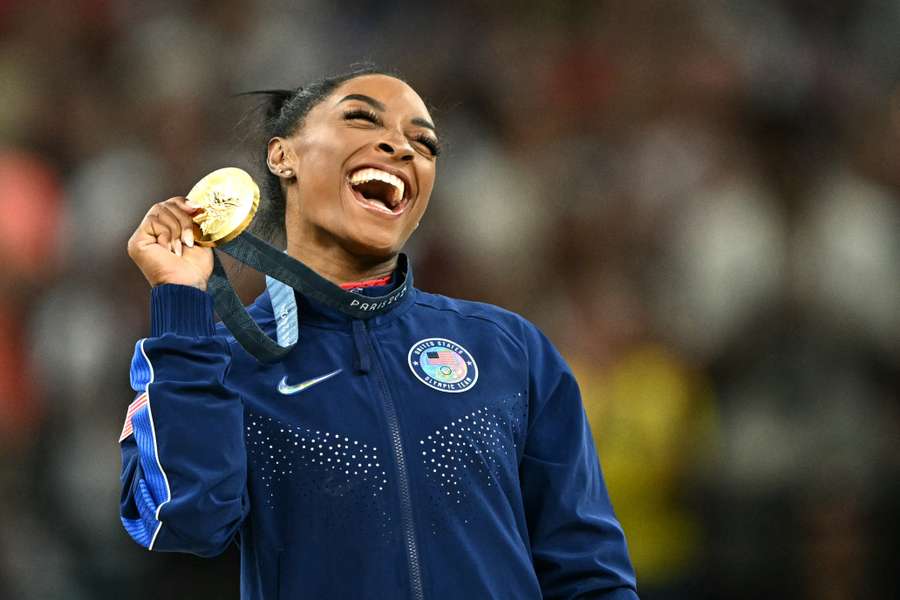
[349,167,405,204]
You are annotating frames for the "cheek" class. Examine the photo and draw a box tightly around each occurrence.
[298,147,339,186]
[293,139,346,215]
[411,194,431,223]
[294,125,347,179]
[414,168,436,216]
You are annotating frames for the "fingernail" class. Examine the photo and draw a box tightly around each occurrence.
[182,229,194,247]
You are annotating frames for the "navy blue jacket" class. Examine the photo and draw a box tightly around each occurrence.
[119,264,638,599]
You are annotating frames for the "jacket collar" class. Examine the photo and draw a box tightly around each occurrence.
[259,254,417,335]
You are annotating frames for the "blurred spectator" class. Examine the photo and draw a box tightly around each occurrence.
[0,150,62,447]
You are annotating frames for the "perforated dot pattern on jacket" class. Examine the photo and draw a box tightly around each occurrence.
[418,391,528,536]
[245,411,394,543]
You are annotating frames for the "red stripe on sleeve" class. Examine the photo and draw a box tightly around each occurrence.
[119,392,149,442]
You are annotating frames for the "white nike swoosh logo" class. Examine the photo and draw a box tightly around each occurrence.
[277,369,343,395]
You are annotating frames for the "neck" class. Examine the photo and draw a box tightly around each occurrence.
[286,236,398,287]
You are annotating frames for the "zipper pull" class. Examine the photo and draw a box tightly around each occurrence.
[351,319,371,374]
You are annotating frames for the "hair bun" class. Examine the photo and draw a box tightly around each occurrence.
[236,88,297,120]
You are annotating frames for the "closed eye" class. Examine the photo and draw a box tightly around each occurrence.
[413,133,441,157]
[343,108,381,125]
[344,108,441,157]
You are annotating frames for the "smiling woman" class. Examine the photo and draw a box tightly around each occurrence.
[248,68,438,280]
[120,65,638,600]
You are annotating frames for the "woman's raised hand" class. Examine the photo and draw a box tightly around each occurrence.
[127,196,213,290]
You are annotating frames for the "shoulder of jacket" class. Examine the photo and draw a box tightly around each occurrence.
[412,291,540,351]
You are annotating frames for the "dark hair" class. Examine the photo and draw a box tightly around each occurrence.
[242,64,399,245]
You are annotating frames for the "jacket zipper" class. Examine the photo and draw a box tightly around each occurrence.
[363,323,424,600]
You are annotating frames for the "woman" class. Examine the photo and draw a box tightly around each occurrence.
[120,67,638,599]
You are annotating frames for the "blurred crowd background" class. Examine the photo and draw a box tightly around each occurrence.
[1,0,898,598]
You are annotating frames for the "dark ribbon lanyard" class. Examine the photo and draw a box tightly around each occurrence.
[207,231,409,363]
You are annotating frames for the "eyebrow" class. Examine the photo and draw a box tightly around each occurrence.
[411,117,436,132]
[339,94,385,111]
[339,94,438,133]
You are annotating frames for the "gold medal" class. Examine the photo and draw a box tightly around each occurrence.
[186,167,260,247]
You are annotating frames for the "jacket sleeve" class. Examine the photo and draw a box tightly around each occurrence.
[118,284,248,557]
[518,322,638,599]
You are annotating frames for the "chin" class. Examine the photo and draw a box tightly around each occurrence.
[342,227,407,260]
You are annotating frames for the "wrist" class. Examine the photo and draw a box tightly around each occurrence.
[150,284,216,337]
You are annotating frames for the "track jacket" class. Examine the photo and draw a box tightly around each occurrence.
[118,261,638,599]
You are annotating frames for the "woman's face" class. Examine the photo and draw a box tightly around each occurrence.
[276,74,439,259]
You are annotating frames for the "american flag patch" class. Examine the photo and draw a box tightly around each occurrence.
[119,392,149,442]
[426,351,461,366]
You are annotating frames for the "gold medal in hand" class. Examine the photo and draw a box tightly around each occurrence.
[187,167,260,247]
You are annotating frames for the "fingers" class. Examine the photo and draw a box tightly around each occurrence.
[132,197,199,257]
[162,197,200,248]
[151,204,185,256]
[127,194,215,289]
[146,214,172,252]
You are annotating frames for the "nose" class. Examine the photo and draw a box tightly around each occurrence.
[376,138,415,162]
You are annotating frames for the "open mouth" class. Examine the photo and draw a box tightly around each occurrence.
[347,167,410,215]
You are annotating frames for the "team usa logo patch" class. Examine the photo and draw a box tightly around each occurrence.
[408,338,478,393]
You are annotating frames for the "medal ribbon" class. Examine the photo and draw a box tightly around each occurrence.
[207,231,410,363]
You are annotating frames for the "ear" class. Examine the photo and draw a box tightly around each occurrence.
[267,137,296,180]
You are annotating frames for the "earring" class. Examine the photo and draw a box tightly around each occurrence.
[283,169,293,177]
